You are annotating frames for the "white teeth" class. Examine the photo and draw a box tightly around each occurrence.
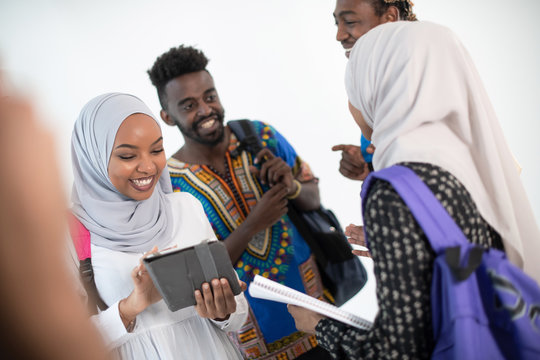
[132,177,152,187]
[200,119,215,129]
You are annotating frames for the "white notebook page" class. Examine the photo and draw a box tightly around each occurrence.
[248,275,373,330]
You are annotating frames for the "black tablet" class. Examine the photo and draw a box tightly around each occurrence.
[143,241,241,312]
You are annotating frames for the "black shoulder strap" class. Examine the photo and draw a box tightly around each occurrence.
[228,119,263,157]
[68,214,109,314]
[79,259,109,314]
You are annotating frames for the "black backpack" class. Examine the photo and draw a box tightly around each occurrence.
[228,119,367,306]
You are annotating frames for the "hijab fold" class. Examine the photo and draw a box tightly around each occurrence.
[71,93,173,253]
[346,21,540,283]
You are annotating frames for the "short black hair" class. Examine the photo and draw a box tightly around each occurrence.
[147,45,209,110]
[370,0,417,21]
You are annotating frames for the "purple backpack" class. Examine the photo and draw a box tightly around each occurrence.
[361,165,540,359]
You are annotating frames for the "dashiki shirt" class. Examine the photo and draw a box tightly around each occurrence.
[167,120,325,359]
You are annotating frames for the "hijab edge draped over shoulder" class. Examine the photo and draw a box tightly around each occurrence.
[345,21,540,284]
[71,92,173,253]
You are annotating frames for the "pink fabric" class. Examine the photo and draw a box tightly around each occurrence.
[68,213,91,261]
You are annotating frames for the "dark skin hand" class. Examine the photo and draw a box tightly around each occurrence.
[195,278,247,321]
[332,144,375,181]
[224,183,289,262]
[224,148,320,263]
[251,148,320,211]
[119,246,164,328]
[121,247,247,326]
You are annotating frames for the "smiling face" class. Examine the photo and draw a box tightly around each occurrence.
[334,0,395,58]
[160,70,225,147]
[108,113,166,201]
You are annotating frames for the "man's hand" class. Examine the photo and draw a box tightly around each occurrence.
[244,183,289,233]
[287,304,324,335]
[332,144,374,181]
[251,148,294,194]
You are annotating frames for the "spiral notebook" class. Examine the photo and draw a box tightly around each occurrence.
[248,275,373,330]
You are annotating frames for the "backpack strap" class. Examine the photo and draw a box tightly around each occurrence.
[228,119,264,157]
[361,165,485,280]
[361,165,468,253]
[67,213,108,314]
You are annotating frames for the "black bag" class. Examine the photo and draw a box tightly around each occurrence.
[229,119,367,306]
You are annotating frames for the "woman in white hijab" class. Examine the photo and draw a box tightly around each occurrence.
[288,21,540,359]
[71,93,248,359]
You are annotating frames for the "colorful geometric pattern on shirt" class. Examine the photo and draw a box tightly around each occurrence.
[168,120,320,359]
[207,157,249,216]
[169,151,280,261]
[298,255,326,302]
[316,162,503,359]
[229,256,323,359]
[234,217,295,284]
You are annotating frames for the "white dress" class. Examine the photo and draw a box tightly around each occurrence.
[90,192,248,359]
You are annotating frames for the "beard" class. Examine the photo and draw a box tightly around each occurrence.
[174,110,226,146]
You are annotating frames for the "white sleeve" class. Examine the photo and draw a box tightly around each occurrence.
[91,300,131,348]
[210,270,249,331]
[211,291,249,331]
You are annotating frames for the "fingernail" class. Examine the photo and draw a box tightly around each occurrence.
[254,158,258,164]
[203,283,210,290]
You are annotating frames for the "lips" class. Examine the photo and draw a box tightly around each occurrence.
[199,118,216,129]
[195,114,220,134]
[342,42,355,58]
[130,176,155,191]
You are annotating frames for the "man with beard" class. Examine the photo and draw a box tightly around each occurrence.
[148,45,330,360]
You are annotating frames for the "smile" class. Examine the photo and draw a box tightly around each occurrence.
[130,176,154,190]
[200,118,216,129]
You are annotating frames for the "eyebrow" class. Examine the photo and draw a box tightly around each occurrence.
[176,88,217,107]
[334,10,356,19]
[114,136,163,150]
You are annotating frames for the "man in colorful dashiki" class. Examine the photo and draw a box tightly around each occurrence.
[148,45,331,360]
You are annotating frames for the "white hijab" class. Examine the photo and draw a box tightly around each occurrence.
[71,93,173,253]
[346,21,540,283]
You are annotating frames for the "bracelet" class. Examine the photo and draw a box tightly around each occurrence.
[287,179,302,200]
[119,300,136,332]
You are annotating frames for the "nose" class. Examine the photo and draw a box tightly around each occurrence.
[336,23,348,42]
[197,101,212,117]
[137,155,156,174]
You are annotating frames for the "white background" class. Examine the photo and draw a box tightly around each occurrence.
[1,0,539,230]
